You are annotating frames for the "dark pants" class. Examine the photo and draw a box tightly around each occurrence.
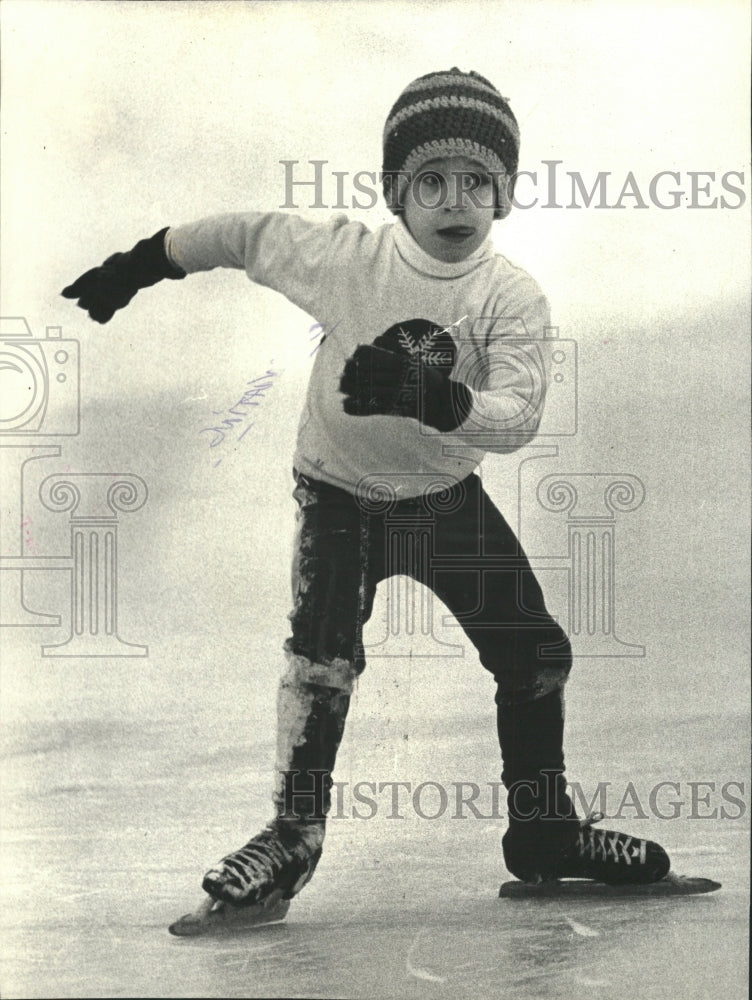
[285,469,571,704]
[283,469,579,874]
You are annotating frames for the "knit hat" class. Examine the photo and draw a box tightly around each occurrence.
[382,68,520,219]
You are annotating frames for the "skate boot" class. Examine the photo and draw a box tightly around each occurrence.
[202,818,325,906]
[169,659,353,936]
[503,808,671,886]
[497,688,668,885]
[550,811,670,885]
[203,659,351,907]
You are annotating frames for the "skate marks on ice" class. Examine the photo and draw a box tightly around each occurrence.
[315,831,734,999]
[563,916,600,938]
[405,928,448,983]
[2,826,736,1000]
[3,711,746,998]
[1,841,741,1000]
[394,898,727,999]
[205,873,729,1000]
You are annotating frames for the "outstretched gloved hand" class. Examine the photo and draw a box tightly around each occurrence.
[61,228,185,323]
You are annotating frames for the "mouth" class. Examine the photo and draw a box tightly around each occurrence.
[436,226,476,243]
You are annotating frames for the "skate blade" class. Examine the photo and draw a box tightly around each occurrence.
[499,870,722,899]
[169,891,291,937]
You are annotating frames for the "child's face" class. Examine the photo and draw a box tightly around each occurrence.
[402,156,496,263]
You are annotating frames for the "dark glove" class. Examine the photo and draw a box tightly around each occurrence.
[61,228,185,323]
[339,327,472,433]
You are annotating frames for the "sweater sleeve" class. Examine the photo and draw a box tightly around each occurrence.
[165,211,352,319]
[452,287,552,455]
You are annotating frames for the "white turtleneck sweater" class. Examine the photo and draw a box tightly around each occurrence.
[166,212,551,498]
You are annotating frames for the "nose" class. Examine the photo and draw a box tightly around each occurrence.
[445,174,471,211]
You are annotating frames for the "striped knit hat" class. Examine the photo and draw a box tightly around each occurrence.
[382,68,519,219]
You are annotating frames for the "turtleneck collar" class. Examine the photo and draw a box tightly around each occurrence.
[392,216,495,278]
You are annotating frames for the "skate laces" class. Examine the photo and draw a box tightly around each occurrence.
[575,812,647,866]
[221,825,297,884]
[211,820,324,891]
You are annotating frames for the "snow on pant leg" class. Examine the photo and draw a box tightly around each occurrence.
[409,474,578,874]
[272,668,351,822]
[276,471,383,821]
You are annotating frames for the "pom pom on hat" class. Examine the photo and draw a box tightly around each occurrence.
[382,68,520,219]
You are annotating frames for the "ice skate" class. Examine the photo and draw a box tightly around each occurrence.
[170,660,351,936]
[500,812,721,899]
[551,811,671,885]
[168,819,324,937]
[503,810,670,886]
[202,818,325,906]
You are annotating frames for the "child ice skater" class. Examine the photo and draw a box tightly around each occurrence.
[63,68,670,905]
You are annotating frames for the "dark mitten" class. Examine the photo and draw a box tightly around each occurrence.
[61,228,185,323]
[339,320,472,432]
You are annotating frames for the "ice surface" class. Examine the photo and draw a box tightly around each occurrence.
[1,669,748,999]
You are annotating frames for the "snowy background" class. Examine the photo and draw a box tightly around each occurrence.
[1,2,749,997]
